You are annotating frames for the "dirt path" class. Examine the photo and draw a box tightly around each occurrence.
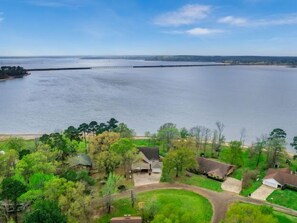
[94,183,297,223]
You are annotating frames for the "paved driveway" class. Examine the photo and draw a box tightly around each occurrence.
[221,177,242,194]
[251,185,275,200]
[133,173,161,186]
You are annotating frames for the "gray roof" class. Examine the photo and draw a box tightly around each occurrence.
[68,154,92,167]
[137,147,159,161]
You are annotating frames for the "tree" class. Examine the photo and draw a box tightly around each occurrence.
[5,138,25,154]
[64,126,81,142]
[114,123,135,138]
[215,121,225,155]
[96,150,121,176]
[254,136,267,167]
[0,178,27,223]
[78,123,89,145]
[0,149,18,177]
[157,123,180,152]
[180,127,189,139]
[23,200,67,223]
[211,130,218,157]
[163,146,196,178]
[88,121,98,135]
[223,203,277,223]
[44,178,91,223]
[106,118,118,131]
[111,138,137,178]
[101,173,121,214]
[240,128,247,147]
[16,151,56,183]
[228,141,243,167]
[202,127,211,155]
[267,128,286,167]
[291,136,297,153]
[190,126,203,155]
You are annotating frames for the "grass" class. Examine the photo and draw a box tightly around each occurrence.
[96,189,212,223]
[273,211,297,223]
[177,174,223,192]
[267,189,297,211]
[133,139,158,147]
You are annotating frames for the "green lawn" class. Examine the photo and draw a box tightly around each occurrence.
[267,189,297,211]
[0,138,35,151]
[177,174,223,192]
[97,189,213,223]
[274,211,297,223]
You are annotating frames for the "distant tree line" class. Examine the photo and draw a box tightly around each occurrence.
[0,66,29,79]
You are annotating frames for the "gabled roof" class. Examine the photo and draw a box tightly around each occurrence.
[264,168,297,187]
[111,216,142,223]
[137,147,159,161]
[68,154,92,167]
[197,157,235,179]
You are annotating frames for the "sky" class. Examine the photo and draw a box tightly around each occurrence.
[0,0,296,56]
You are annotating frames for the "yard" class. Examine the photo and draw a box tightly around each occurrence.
[176,174,223,192]
[96,189,213,223]
[267,189,297,211]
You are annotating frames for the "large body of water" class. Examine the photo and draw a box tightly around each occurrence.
[0,58,296,149]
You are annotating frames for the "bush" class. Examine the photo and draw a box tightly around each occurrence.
[242,170,260,189]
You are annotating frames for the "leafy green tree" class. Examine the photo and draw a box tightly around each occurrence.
[89,132,120,158]
[44,178,91,223]
[96,151,121,176]
[291,136,297,153]
[88,121,98,135]
[78,123,89,145]
[0,149,18,177]
[101,173,122,213]
[157,123,180,152]
[111,138,137,178]
[180,127,189,139]
[114,123,135,138]
[95,123,108,135]
[16,151,56,182]
[163,146,196,178]
[64,126,81,142]
[5,138,25,154]
[228,141,243,167]
[24,200,66,223]
[267,128,286,167]
[254,136,267,167]
[0,178,27,223]
[223,203,277,223]
[106,118,119,131]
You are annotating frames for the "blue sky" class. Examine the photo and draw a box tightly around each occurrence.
[0,0,296,56]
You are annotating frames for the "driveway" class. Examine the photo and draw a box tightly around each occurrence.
[221,177,242,194]
[133,173,161,186]
[251,185,275,200]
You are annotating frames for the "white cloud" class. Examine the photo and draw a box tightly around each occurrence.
[218,14,297,27]
[186,27,224,36]
[218,16,247,26]
[154,4,211,26]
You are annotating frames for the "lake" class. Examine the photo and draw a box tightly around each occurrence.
[0,58,296,150]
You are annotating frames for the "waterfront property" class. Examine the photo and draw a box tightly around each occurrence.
[132,147,162,174]
[67,154,93,172]
[197,157,235,181]
[263,168,297,189]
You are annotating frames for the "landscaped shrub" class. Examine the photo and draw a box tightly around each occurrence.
[242,170,260,189]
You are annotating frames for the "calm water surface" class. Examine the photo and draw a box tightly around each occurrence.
[0,58,297,149]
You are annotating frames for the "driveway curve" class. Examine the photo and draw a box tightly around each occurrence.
[94,183,297,223]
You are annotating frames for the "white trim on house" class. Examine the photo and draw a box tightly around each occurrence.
[263,178,282,188]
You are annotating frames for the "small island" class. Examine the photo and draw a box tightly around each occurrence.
[0,66,30,80]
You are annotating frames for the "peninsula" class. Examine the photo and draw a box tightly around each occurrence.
[0,66,30,80]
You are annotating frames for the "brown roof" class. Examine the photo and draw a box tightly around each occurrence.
[110,216,142,223]
[264,168,297,187]
[137,147,159,161]
[197,157,235,179]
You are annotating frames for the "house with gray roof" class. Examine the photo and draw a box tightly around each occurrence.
[263,168,297,189]
[68,154,92,172]
[132,147,162,173]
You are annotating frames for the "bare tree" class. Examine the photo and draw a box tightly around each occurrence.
[211,130,218,157]
[203,127,211,156]
[240,128,247,148]
[190,126,203,155]
[215,121,225,155]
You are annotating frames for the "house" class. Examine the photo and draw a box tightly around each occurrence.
[110,216,142,223]
[197,157,235,180]
[68,154,92,172]
[132,147,162,173]
[263,168,297,189]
